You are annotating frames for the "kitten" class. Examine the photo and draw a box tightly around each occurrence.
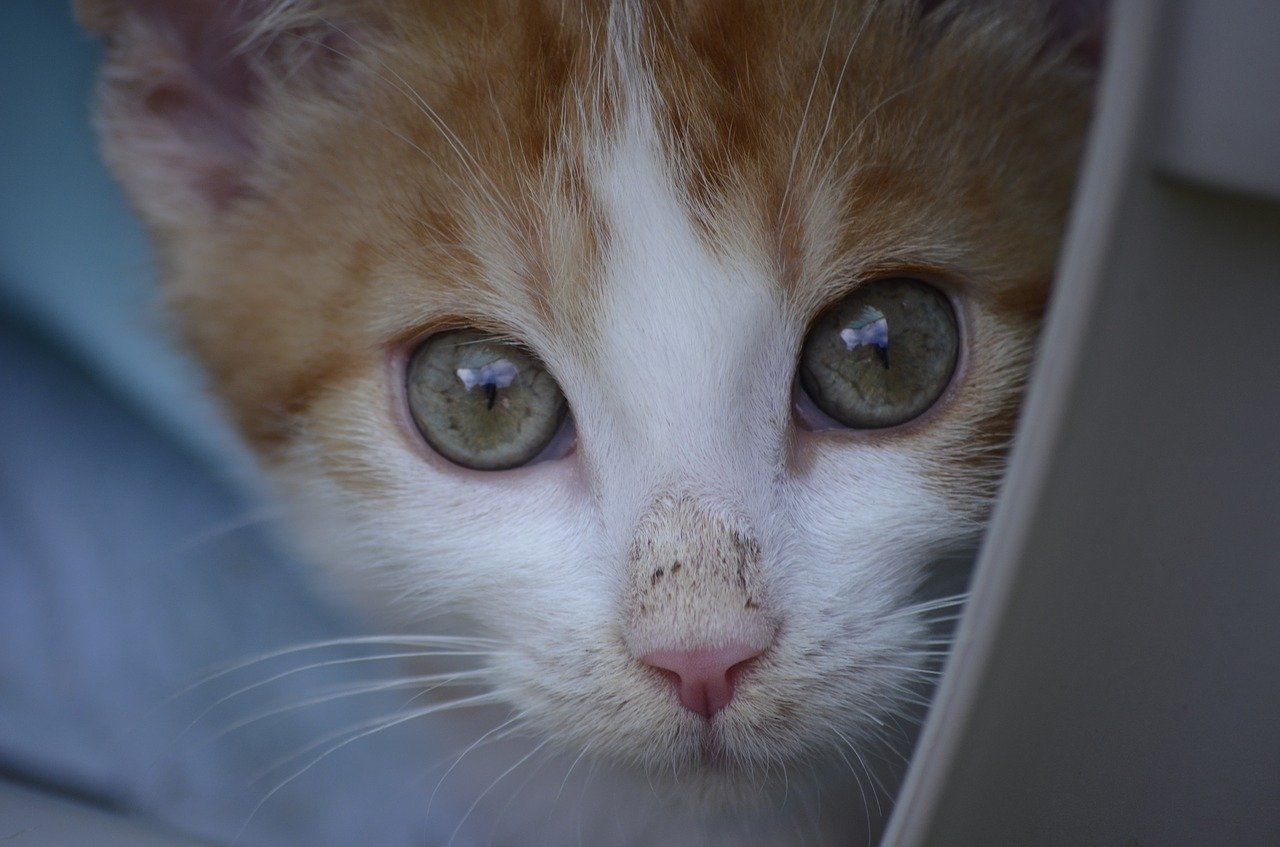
[81,0,1096,843]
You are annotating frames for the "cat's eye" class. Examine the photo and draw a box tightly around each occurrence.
[797,278,958,429]
[406,329,570,470]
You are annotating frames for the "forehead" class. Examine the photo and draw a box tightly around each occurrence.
[354,0,1088,346]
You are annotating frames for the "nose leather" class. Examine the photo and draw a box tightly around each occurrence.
[642,643,766,719]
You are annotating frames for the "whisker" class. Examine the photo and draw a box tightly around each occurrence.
[832,726,873,845]
[862,723,912,767]
[426,713,524,819]
[171,634,500,701]
[802,2,878,187]
[487,77,522,185]
[565,747,604,847]
[795,761,824,847]
[555,741,593,804]
[487,742,561,844]
[446,735,556,847]
[284,29,517,227]
[880,592,971,621]
[862,663,945,677]
[911,590,973,608]
[834,726,891,815]
[184,650,493,733]
[204,669,490,744]
[236,691,503,841]
[776,0,839,262]
[863,678,935,710]
[309,20,521,226]
[248,691,503,787]
[817,80,927,191]
[858,720,912,768]
[161,506,281,558]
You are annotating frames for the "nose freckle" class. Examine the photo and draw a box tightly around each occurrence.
[641,643,765,720]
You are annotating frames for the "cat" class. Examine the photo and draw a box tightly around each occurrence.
[80,0,1097,844]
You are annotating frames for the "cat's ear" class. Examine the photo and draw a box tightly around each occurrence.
[77,0,362,230]
[1043,0,1107,65]
[921,0,1108,65]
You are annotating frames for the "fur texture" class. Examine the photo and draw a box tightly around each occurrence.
[82,1,1096,843]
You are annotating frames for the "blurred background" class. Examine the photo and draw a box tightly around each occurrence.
[0,4,473,845]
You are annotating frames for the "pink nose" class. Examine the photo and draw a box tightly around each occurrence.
[642,643,765,719]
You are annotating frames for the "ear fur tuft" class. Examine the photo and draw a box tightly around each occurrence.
[919,0,1108,65]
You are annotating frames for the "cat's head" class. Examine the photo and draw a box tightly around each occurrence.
[83,0,1096,813]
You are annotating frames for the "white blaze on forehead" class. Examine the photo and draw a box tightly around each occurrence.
[588,95,779,478]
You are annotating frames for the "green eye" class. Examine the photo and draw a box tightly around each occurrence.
[797,278,958,429]
[406,329,569,470]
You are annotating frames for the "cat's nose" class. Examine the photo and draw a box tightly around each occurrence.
[641,643,765,720]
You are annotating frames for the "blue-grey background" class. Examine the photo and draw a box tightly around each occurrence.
[0,0,232,465]
[0,4,473,844]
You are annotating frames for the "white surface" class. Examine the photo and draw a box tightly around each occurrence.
[888,2,1280,844]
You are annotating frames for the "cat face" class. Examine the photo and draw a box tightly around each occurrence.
[83,0,1094,832]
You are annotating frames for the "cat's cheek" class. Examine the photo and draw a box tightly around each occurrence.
[788,296,1035,523]
[257,372,595,616]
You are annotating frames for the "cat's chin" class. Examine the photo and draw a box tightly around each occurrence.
[545,702,911,817]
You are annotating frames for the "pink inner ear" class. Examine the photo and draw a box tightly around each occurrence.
[100,0,273,211]
[130,0,265,116]
[141,81,256,209]
[101,0,353,213]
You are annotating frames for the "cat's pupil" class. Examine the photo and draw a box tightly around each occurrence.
[406,330,568,470]
[797,278,958,429]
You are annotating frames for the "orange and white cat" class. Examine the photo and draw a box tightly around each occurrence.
[82,1,1096,843]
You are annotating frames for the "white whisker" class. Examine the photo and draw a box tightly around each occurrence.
[184,650,492,734]
[776,0,839,262]
[446,736,556,847]
[555,741,593,804]
[204,669,490,744]
[236,691,503,842]
[171,634,500,701]
[161,507,281,558]
[802,2,878,188]
[426,713,524,819]
[289,28,519,227]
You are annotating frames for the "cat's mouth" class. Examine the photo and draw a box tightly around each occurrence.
[619,668,831,778]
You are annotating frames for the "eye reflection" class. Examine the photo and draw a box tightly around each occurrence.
[839,306,890,368]
[456,358,519,409]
